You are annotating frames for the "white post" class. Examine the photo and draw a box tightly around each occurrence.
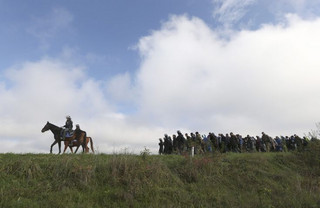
[191,146,194,157]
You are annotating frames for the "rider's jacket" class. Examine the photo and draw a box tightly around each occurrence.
[64,120,73,131]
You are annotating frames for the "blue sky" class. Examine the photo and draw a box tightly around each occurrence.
[0,0,214,78]
[1,0,320,153]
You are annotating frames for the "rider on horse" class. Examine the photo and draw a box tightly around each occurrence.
[69,124,85,147]
[62,115,73,140]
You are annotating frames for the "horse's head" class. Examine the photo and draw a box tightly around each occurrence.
[41,121,50,133]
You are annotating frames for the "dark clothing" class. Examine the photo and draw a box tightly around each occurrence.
[176,133,185,153]
[159,140,164,155]
[62,119,73,140]
[69,127,85,146]
[256,137,261,152]
[74,128,85,140]
[230,133,238,152]
[158,132,309,155]
[64,119,73,131]
[163,135,173,154]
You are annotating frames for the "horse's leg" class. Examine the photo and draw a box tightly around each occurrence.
[82,143,86,153]
[67,141,74,153]
[74,145,80,153]
[58,140,61,154]
[74,138,82,153]
[82,137,87,153]
[54,135,62,154]
[75,137,85,153]
[85,138,89,153]
[50,140,58,154]
[86,145,89,153]
[63,141,68,153]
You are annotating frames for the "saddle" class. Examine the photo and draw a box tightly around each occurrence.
[66,130,74,137]
[60,129,74,140]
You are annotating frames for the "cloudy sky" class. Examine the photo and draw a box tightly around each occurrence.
[1,0,320,154]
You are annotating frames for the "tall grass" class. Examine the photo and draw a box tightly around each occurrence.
[1,142,320,207]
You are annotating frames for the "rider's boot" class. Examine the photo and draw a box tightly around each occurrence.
[61,130,66,141]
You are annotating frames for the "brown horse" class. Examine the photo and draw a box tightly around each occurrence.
[42,121,87,154]
[63,136,94,153]
[62,130,87,153]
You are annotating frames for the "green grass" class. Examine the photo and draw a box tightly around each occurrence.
[1,142,320,208]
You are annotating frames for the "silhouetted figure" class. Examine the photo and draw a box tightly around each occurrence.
[158,138,164,155]
[176,130,185,154]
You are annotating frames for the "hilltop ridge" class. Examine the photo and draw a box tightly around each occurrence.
[1,141,320,208]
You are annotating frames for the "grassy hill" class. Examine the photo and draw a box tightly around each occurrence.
[1,141,320,208]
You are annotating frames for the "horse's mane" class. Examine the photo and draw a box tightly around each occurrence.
[47,122,62,130]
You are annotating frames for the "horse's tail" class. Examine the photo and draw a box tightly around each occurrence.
[89,137,94,153]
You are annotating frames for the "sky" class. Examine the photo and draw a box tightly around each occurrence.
[1,0,320,154]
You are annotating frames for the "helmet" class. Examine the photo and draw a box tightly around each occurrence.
[76,124,80,128]
[66,115,71,119]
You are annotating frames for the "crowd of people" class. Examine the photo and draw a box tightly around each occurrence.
[158,131,310,155]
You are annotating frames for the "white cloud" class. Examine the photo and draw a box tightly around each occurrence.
[0,58,162,154]
[134,14,320,136]
[106,72,135,103]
